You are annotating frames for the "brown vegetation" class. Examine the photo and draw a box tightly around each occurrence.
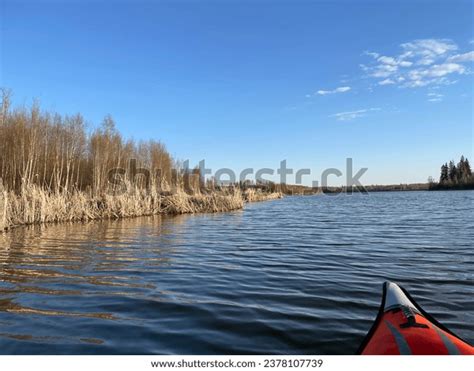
[0,89,173,195]
[0,183,246,231]
[243,188,283,202]
[0,90,282,232]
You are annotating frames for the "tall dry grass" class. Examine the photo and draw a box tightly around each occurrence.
[0,90,284,232]
[243,188,283,202]
[0,183,245,231]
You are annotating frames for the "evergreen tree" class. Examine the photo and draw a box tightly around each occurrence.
[436,156,473,189]
[457,156,465,182]
[464,158,472,177]
[448,160,457,182]
[440,163,449,183]
[457,156,472,182]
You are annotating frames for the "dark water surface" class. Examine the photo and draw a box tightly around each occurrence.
[0,191,472,354]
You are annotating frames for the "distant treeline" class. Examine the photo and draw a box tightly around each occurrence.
[255,182,319,195]
[312,183,429,194]
[242,182,432,195]
[430,156,474,190]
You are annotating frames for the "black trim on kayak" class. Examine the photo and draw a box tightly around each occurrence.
[356,282,388,354]
[356,282,472,355]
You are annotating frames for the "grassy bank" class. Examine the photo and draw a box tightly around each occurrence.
[0,184,283,232]
[0,90,284,232]
[243,188,283,202]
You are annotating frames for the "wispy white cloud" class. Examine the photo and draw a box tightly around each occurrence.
[399,61,413,67]
[404,62,466,87]
[378,56,397,65]
[423,62,465,77]
[330,107,380,121]
[378,78,395,85]
[361,38,472,89]
[316,86,351,96]
[447,51,474,63]
[363,51,380,59]
[400,39,457,65]
[427,92,443,102]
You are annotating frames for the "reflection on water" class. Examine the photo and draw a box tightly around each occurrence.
[0,192,472,354]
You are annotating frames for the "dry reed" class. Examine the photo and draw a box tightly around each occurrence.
[0,90,282,232]
[243,188,283,202]
[0,184,247,232]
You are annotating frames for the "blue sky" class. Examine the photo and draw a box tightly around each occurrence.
[1,0,473,185]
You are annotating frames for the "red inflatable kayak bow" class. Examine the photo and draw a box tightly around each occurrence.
[358,281,474,355]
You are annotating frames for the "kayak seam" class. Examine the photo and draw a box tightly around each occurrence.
[385,320,412,355]
[431,323,461,355]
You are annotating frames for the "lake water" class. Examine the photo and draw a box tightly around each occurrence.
[0,191,472,354]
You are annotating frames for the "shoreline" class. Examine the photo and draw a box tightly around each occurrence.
[3,183,473,233]
[0,185,282,233]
